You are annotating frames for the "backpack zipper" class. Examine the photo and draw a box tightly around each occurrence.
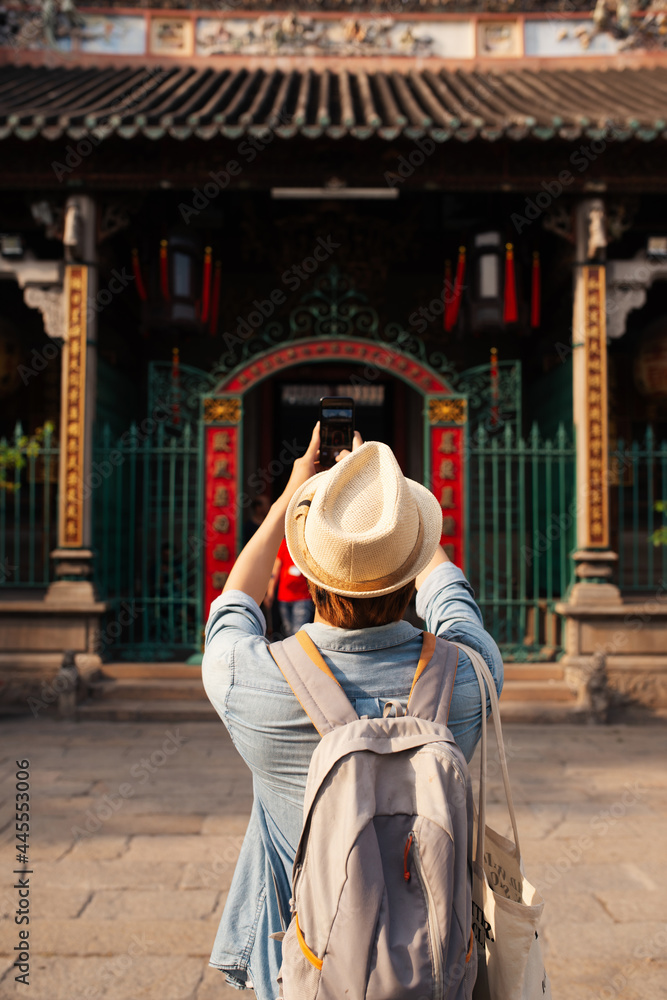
[408,832,443,1000]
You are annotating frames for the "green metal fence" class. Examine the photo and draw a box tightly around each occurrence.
[0,422,58,589]
[466,423,576,660]
[0,416,578,661]
[92,422,203,661]
[613,428,667,593]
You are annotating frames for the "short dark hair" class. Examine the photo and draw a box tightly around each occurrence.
[307,579,415,629]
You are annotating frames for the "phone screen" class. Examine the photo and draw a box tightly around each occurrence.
[320,398,354,468]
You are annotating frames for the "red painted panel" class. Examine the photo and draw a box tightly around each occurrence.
[204,424,238,622]
[430,425,465,571]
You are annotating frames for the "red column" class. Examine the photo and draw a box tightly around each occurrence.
[203,399,241,621]
[427,398,467,571]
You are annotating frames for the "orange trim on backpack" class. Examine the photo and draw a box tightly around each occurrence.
[295,631,344,688]
[466,928,474,963]
[268,647,325,737]
[407,632,437,703]
[295,913,323,971]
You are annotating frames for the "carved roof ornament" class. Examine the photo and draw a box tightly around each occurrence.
[23,286,65,340]
[544,206,574,244]
[559,0,667,50]
[587,203,607,261]
[606,252,667,340]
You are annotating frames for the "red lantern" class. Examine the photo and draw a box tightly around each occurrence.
[200,246,213,324]
[445,246,466,332]
[131,248,147,301]
[530,251,541,329]
[443,259,451,332]
[171,346,180,425]
[209,261,222,337]
[159,239,170,301]
[503,243,517,325]
[490,346,499,428]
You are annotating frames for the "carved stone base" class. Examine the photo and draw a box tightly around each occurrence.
[605,661,667,708]
[0,598,106,711]
[562,652,610,722]
[572,549,619,585]
[46,549,99,605]
[565,581,623,608]
[556,591,667,708]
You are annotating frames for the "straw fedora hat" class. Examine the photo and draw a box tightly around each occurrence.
[285,441,442,598]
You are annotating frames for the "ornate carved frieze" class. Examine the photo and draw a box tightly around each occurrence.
[606,252,667,340]
[195,13,437,57]
[428,399,467,425]
[203,397,241,424]
[23,285,65,340]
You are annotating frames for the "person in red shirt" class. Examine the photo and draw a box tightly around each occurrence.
[265,537,315,636]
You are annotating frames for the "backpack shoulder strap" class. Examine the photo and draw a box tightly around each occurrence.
[269,631,359,737]
[407,632,459,726]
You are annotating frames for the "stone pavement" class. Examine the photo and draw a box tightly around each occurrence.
[1,716,666,1000]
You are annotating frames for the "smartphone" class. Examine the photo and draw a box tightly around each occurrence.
[319,397,355,470]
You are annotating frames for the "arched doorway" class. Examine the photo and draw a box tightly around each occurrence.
[201,335,467,618]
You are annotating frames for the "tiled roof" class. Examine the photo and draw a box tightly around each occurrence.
[1,63,667,142]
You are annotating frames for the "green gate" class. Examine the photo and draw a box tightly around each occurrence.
[92,421,203,661]
[613,428,667,592]
[1,414,576,662]
[467,422,576,660]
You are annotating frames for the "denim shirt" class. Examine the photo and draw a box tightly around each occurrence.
[202,562,503,1000]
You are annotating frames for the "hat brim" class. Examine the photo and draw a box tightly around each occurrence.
[284,468,443,598]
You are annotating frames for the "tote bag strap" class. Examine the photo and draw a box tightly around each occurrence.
[453,642,522,865]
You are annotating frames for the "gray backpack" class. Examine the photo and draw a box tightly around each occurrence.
[269,630,476,1000]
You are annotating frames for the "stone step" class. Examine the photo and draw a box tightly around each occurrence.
[498,699,582,724]
[76,699,218,722]
[502,662,563,682]
[97,663,202,680]
[499,680,575,703]
[77,695,579,724]
[89,678,206,701]
[78,662,573,722]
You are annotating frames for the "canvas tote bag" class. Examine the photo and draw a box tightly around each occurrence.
[454,643,551,1000]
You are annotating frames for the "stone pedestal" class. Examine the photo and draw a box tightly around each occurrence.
[556,590,667,709]
[46,548,98,605]
[0,597,106,711]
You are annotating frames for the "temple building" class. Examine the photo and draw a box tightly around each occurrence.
[1,0,667,717]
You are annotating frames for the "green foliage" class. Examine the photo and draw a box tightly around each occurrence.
[0,423,54,492]
[652,527,667,547]
[652,499,667,546]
